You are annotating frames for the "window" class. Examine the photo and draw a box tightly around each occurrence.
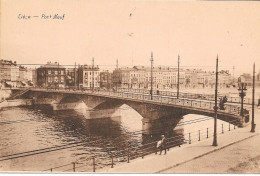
[48,77,51,82]
[61,70,64,75]
[54,76,58,83]
[61,77,64,83]
[48,70,51,74]
[55,70,58,75]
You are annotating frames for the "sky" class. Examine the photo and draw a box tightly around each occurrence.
[1,0,260,75]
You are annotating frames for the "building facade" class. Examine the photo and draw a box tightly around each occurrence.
[113,66,233,90]
[112,67,131,89]
[0,59,25,87]
[78,65,100,89]
[100,71,113,89]
[66,68,78,88]
[36,62,66,88]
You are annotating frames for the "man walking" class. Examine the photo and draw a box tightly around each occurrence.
[159,135,167,155]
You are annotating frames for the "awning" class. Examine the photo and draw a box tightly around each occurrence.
[21,81,27,86]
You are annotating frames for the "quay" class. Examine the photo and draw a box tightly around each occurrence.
[100,108,260,173]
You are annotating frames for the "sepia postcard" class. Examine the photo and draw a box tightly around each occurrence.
[0,0,260,174]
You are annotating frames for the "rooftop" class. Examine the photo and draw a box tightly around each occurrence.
[0,59,17,66]
[40,62,65,69]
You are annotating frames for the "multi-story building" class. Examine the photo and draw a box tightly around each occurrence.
[184,69,232,89]
[78,64,100,89]
[129,66,147,89]
[18,66,27,86]
[146,67,185,90]
[113,66,233,91]
[113,67,132,89]
[257,70,260,87]
[100,70,113,89]
[1,59,36,87]
[113,66,186,90]
[112,69,122,89]
[218,70,232,88]
[31,68,37,86]
[203,72,214,89]
[36,62,66,88]
[66,68,78,87]
[239,71,260,88]
[25,68,33,82]
[0,59,19,87]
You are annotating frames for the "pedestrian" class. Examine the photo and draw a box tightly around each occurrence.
[159,135,167,155]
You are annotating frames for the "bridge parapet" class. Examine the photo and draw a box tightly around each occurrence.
[117,88,256,105]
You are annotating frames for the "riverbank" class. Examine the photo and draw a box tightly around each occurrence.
[0,89,11,102]
[0,99,32,109]
[100,107,260,173]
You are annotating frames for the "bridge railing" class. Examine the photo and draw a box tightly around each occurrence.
[97,89,241,116]
[117,87,255,105]
[40,118,241,173]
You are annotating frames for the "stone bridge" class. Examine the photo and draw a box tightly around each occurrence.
[11,88,248,135]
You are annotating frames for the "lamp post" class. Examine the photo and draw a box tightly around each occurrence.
[251,63,256,132]
[150,52,154,100]
[212,55,218,147]
[238,82,247,117]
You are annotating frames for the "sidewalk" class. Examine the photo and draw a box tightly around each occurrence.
[100,112,260,173]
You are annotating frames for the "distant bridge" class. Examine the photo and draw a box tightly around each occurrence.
[10,88,248,134]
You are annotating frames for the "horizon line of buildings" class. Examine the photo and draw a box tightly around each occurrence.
[1,59,260,90]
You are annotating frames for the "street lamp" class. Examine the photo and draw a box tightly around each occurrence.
[238,82,247,116]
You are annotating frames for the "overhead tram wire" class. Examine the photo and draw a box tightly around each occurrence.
[16,63,234,69]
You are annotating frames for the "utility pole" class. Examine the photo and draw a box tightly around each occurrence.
[107,70,109,89]
[58,61,60,90]
[213,55,218,147]
[116,59,118,91]
[92,58,94,91]
[150,52,154,100]
[233,65,235,85]
[177,55,180,99]
[74,62,77,87]
[251,62,256,132]
[78,63,80,90]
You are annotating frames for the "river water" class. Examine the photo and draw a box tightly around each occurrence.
[0,104,231,172]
